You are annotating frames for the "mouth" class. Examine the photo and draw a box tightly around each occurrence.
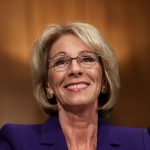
[64,82,90,92]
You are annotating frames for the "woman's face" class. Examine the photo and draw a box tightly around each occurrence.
[47,34,103,110]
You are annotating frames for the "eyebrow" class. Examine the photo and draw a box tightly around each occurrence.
[51,50,93,57]
[54,51,66,56]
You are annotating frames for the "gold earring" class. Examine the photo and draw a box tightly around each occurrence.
[47,90,53,99]
[101,85,108,94]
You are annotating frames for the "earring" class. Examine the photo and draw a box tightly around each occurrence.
[47,90,53,99]
[101,85,108,94]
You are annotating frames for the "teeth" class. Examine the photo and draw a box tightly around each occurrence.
[67,83,88,89]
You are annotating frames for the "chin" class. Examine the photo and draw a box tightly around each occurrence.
[63,98,95,108]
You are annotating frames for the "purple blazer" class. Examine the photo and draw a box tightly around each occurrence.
[0,115,150,150]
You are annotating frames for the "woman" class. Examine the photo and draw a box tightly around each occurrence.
[0,22,149,150]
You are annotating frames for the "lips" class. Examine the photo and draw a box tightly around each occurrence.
[64,82,90,91]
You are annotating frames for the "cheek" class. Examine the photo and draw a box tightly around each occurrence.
[96,74,103,91]
[94,67,103,89]
[47,71,64,90]
[98,71,103,84]
[94,65,103,81]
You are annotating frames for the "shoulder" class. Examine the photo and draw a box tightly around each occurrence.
[118,126,150,149]
[111,123,145,137]
[0,116,61,150]
[104,121,150,149]
[0,123,42,150]
[0,123,42,138]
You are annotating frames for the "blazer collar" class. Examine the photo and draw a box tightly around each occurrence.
[40,115,120,149]
[97,118,120,149]
[40,115,68,149]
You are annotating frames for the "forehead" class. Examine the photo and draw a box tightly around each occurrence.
[49,34,91,57]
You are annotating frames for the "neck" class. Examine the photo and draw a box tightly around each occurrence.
[58,104,98,150]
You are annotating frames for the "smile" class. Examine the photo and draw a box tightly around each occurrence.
[64,82,89,91]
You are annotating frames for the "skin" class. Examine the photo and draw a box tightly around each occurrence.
[47,34,104,150]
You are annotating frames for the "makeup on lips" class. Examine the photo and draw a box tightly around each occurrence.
[64,82,90,92]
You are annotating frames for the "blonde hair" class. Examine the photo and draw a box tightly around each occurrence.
[32,22,120,117]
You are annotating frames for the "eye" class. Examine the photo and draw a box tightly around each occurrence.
[81,56,96,63]
[53,58,70,67]
[54,59,66,66]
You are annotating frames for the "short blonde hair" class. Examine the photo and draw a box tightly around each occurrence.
[32,22,120,117]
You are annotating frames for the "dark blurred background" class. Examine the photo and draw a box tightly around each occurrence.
[0,0,150,127]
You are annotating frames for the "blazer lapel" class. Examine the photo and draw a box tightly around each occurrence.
[97,118,121,150]
[40,115,68,150]
[40,115,121,150]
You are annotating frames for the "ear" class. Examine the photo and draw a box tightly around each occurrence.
[101,76,108,94]
[46,82,54,99]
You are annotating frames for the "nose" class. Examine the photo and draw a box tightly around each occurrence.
[67,59,83,77]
